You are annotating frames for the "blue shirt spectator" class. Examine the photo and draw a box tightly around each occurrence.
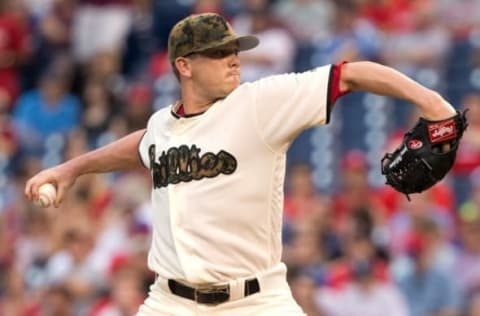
[14,90,80,135]
[395,217,461,316]
[13,72,81,155]
[310,2,380,67]
[398,267,461,316]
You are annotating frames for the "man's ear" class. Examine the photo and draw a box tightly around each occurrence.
[175,57,193,78]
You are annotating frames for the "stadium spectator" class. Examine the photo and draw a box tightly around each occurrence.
[0,0,31,111]
[437,0,480,40]
[310,1,380,66]
[232,0,296,82]
[454,93,480,175]
[358,0,416,32]
[397,225,461,316]
[466,292,480,316]
[332,150,389,242]
[30,0,76,85]
[81,79,119,148]
[37,285,74,316]
[12,67,80,156]
[122,0,157,79]
[316,237,408,316]
[288,268,325,316]
[192,0,225,15]
[274,0,335,44]
[45,228,103,314]
[454,196,480,302]
[85,50,126,99]
[89,259,145,316]
[0,267,38,316]
[0,108,17,167]
[380,0,450,82]
[388,192,455,258]
[123,82,153,133]
[284,163,325,222]
[72,0,132,63]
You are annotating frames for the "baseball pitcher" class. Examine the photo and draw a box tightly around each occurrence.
[25,13,464,316]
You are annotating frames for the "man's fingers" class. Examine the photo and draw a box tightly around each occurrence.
[24,166,72,207]
[54,184,66,208]
[24,179,32,200]
[442,142,452,153]
[24,171,58,203]
[25,178,41,201]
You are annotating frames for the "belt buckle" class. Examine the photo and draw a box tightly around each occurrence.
[195,284,230,305]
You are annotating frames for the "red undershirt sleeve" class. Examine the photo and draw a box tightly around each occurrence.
[329,61,351,106]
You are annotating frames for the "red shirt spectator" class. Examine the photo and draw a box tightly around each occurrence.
[0,11,30,110]
[453,94,480,175]
[360,0,418,32]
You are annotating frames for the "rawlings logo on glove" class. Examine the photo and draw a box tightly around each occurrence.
[381,110,468,200]
[428,120,456,143]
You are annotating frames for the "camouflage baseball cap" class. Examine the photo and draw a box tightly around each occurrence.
[168,13,259,63]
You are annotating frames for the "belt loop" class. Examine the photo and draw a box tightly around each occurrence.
[228,278,245,301]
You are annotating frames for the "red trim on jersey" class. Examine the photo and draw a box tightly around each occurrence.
[329,61,351,105]
[172,103,205,118]
[177,104,185,116]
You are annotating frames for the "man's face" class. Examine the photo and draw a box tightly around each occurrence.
[185,45,241,99]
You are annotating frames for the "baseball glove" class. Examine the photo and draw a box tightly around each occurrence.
[381,110,468,200]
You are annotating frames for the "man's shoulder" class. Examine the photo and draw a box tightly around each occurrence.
[146,106,173,127]
[231,81,254,94]
[239,66,332,87]
[151,106,172,119]
[232,69,315,92]
[233,74,292,95]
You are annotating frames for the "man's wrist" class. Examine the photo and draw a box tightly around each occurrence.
[61,159,83,179]
[417,91,456,120]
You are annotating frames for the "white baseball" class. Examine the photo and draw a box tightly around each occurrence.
[34,183,57,208]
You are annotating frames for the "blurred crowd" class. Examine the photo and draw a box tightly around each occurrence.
[0,0,480,315]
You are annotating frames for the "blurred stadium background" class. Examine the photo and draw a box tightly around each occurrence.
[1,0,480,315]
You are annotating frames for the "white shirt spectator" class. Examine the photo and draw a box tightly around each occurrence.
[72,0,132,62]
[274,0,334,43]
[232,15,295,82]
[316,282,409,316]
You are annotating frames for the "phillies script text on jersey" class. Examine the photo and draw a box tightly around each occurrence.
[148,144,237,188]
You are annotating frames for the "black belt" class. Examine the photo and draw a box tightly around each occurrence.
[168,278,260,305]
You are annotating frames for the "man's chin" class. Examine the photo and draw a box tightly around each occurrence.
[220,85,238,97]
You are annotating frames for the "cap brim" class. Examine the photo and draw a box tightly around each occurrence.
[236,35,259,51]
[183,35,259,57]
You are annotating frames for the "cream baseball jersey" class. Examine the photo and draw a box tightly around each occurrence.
[138,65,332,285]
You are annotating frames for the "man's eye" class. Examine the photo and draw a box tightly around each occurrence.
[216,50,229,58]
[207,49,238,58]
[227,49,239,56]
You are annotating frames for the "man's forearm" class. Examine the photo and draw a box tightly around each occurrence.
[65,129,146,177]
[341,61,456,120]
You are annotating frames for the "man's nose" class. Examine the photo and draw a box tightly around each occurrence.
[228,54,240,68]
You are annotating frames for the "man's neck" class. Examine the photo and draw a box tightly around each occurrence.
[181,101,214,115]
[180,91,217,115]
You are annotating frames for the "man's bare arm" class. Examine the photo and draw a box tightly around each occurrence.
[25,129,146,207]
[340,61,456,120]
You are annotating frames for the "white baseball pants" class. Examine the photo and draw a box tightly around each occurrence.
[136,263,306,316]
